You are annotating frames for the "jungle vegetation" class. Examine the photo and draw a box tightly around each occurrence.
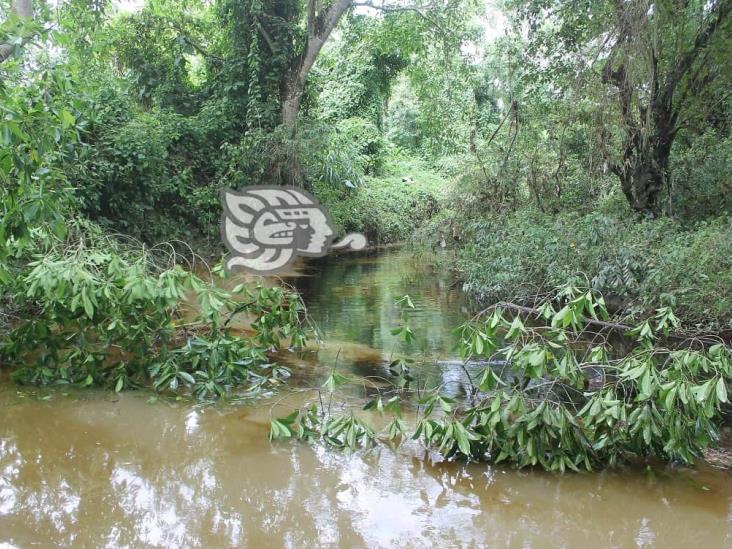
[1,0,732,469]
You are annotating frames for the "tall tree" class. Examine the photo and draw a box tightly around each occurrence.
[278,0,466,131]
[280,0,352,128]
[602,0,732,214]
[513,0,732,215]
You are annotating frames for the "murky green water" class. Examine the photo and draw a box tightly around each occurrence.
[1,248,731,547]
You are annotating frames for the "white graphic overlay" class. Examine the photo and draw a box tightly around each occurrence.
[221,186,368,273]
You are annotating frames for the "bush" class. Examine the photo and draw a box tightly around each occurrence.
[211,121,378,193]
[0,64,307,401]
[77,110,197,238]
[314,157,445,243]
[64,79,216,242]
[443,210,732,330]
[645,218,732,329]
[670,130,732,220]
[335,117,385,175]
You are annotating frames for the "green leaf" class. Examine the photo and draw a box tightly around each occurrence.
[82,290,94,319]
[551,306,570,329]
[716,377,728,403]
[269,419,292,440]
[479,368,503,391]
[178,371,196,385]
[60,109,75,129]
[455,426,471,456]
[323,373,348,392]
[506,316,525,339]
[475,335,484,355]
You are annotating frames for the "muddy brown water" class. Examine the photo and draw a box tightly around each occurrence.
[1,248,731,547]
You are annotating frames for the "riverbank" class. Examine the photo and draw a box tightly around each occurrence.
[313,156,449,245]
[423,206,732,333]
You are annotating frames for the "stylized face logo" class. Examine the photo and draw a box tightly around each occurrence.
[252,208,333,253]
[221,186,364,273]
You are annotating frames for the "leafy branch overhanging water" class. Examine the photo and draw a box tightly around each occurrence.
[271,286,732,472]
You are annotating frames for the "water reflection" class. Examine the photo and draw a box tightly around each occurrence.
[2,248,732,547]
[291,249,468,359]
[1,390,731,547]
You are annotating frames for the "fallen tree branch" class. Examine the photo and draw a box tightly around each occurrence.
[474,300,731,347]
[475,300,633,332]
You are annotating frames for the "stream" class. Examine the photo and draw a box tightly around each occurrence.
[1,248,731,547]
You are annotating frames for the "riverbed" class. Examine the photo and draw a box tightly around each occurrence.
[1,248,731,547]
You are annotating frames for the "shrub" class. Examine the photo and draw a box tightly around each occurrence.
[314,157,445,243]
[211,122,375,192]
[670,131,732,220]
[271,289,732,471]
[335,117,385,175]
[442,210,732,330]
[71,98,206,242]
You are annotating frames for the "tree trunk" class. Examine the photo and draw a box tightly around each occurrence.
[604,0,732,215]
[277,0,351,185]
[622,162,664,214]
[280,37,324,130]
[280,0,351,131]
[281,93,301,129]
[0,0,34,65]
[280,36,326,185]
[614,129,673,215]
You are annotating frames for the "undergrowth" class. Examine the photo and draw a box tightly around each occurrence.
[425,209,732,332]
[315,156,447,243]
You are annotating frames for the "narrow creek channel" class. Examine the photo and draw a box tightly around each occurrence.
[1,248,731,547]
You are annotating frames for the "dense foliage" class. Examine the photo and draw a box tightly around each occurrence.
[272,290,732,470]
[406,0,732,329]
[440,212,732,330]
[0,22,309,400]
[2,224,307,399]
